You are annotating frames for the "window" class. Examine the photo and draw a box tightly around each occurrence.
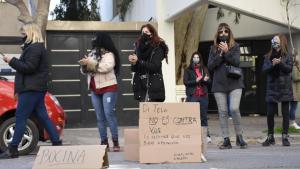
[0,0,6,2]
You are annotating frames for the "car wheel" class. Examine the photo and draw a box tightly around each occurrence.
[0,117,39,155]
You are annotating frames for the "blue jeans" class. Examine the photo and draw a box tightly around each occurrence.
[11,91,60,147]
[290,101,298,120]
[91,91,118,141]
[186,96,208,127]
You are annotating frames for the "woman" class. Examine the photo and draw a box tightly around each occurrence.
[0,23,61,159]
[184,52,211,142]
[208,23,247,149]
[128,24,168,102]
[262,34,293,146]
[290,52,300,130]
[79,32,120,152]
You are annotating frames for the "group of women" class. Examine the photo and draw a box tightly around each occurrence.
[0,21,298,159]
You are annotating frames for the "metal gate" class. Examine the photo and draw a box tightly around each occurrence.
[46,31,140,127]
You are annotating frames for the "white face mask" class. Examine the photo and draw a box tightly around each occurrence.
[193,58,200,64]
[271,36,280,50]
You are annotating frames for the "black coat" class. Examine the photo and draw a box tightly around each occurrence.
[208,43,244,93]
[9,43,49,94]
[184,65,210,97]
[262,54,293,102]
[131,44,165,102]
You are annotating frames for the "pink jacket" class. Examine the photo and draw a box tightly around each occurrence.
[84,52,117,89]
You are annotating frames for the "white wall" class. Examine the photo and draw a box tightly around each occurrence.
[156,0,177,102]
[0,2,22,36]
[200,8,293,42]
[163,0,205,21]
[208,0,300,30]
[123,0,156,21]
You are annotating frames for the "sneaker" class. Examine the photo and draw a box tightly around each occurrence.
[291,122,300,129]
[206,136,212,144]
[228,117,232,120]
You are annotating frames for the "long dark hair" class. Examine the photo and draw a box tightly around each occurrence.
[92,32,120,75]
[189,51,209,75]
[213,23,236,50]
[136,24,169,63]
[265,33,289,59]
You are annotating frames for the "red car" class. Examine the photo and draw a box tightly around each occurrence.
[0,76,65,155]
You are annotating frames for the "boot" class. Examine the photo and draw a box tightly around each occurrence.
[282,134,291,146]
[0,145,19,159]
[101,139,110,151]
[236,135,248,149]
[219,137,232,149]
[52,140,63,146]
[112,139,120,152]
[262,134,275,146]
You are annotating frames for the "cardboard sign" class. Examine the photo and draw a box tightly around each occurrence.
[124,128,139,161]
[139,102,202,163]
[32,145,108,169]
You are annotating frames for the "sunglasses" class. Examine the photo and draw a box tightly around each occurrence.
[218,30,229,34]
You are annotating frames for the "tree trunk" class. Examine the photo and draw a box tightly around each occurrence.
[6,0,51,40]
[175,4,208,84]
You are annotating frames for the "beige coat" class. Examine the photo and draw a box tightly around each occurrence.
[84,52,117,89]
[292,55,300,101]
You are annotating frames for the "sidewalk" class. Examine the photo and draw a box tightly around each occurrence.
[60,114,300,146]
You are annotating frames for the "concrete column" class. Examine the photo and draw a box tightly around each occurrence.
[293,32,300,118]
[99,0,113,21]
[156,0,177,102]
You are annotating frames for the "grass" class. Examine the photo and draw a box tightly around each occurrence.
[262,126,300,134]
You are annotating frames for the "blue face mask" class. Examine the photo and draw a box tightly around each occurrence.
[271,37,280,50]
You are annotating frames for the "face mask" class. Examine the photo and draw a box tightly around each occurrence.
[271,37,280,50]
[21,35,27,43]
[193,58,200,64]
[219,35,229,43]
[141,32,151,41]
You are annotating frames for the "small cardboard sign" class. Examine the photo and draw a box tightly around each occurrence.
[124,128,139,161]
[32,145,108,169]
[139,102,202,163]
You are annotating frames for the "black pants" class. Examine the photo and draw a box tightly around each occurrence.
[267,102,290,134]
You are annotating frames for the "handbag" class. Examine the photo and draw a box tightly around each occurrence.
[226,65,242,79]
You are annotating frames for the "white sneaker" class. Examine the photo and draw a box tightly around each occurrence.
[206,136,212,143]
[291,122,300,129]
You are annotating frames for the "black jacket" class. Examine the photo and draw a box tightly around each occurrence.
[9,43,49,94]
[262,53,293,102]
[184,65,210,97]
[208,43,244,93]
[131,44,165,102]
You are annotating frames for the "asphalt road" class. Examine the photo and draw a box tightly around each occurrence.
[1,144,300,169]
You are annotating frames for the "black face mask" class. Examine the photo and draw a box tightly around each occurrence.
[141,33,151,42]
[21,35,27,44]
[219,35,229,43]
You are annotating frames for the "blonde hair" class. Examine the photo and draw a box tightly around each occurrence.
[21,23,44,44]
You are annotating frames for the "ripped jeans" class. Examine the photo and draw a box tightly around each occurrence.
[91,91,118,141]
